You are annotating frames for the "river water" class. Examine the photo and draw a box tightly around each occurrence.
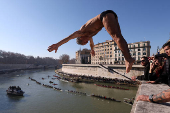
[0,69,137,113]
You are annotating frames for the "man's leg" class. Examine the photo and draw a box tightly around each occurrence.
[102,13,135,73]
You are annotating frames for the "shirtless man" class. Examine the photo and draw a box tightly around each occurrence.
[48,10,135,73]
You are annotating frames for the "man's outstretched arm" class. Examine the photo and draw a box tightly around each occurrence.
[48,30,82,53]
[137,88,170,103]
[89,37,95,56]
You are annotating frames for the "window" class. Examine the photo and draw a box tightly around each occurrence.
[138,44,140,47]
[115,54,117,57]
[138,48,141,51]
[143,52,146,55]
[122,57,124,61]
[138,52,141,55]
[115,58,117,61]
[110,55,112,57]
[143,48,146,51]
[118,50,120,53]
[115,51,117,53]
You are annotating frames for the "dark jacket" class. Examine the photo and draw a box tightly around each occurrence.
[154,54,170,85]
[136,63,150,80]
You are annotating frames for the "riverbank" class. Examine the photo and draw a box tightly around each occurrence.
[0,64,57,74]
[55,69,139,86]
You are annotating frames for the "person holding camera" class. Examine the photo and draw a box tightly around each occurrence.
[147,57,164,83]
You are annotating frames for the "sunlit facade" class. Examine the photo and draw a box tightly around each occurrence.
[91,40,151,65]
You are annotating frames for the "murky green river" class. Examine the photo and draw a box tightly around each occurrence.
[0,69,137,113]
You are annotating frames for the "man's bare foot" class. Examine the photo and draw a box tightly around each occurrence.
[125,58,135,73]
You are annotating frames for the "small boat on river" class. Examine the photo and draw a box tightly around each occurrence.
[6,86,25,96]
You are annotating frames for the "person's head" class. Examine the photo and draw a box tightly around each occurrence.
[76,37,89,45]
[154,58,159,66]
[162,41,170,56]
[153,58,159,66]
[153,57,163,66]
[141,56,149,66]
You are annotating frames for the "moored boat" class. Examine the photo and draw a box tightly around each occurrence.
[6,86,25,96]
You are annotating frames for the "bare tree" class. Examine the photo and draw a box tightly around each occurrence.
[0,49,59,65]
[59,54,70,64]
[69,58,76,64]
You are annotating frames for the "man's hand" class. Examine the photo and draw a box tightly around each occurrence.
[91,50,95,56]
[137,95,150,102]
[48,43,59,53]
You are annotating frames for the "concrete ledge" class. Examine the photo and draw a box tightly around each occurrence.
[131,82,170,113]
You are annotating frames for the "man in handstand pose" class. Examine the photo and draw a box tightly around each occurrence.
[48,10,135,73]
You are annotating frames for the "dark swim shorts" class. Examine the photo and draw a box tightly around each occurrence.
[100,10,118,22]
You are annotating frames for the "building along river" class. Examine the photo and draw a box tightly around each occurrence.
[0,69,138,113]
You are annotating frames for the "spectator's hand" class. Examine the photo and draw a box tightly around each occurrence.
[150,62,154,69]
[149,62,155,73]
[48,43,59,53]
[131,76,136,81]
[147,81,155,84]
[91,50,95,56]
[137,95,149,102]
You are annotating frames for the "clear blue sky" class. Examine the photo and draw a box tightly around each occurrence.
[0,0,170,59]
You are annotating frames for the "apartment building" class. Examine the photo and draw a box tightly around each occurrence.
[91,40,151,65]
[75,48,91,64]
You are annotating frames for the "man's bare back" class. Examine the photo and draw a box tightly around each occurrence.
[79,14,103,37]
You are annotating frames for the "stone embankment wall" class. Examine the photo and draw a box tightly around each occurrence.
[0,64,35,71]
[131,82,170,113]
[0,64,56,74]
[62,64,144,80]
